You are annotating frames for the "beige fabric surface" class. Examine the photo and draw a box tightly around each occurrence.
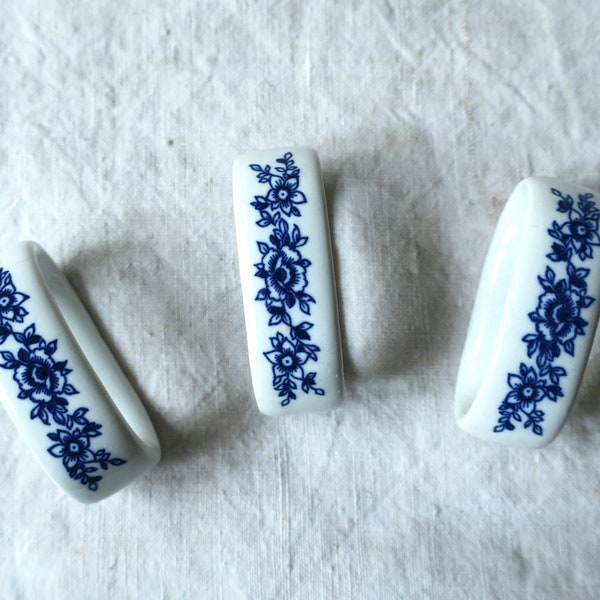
[1,1,600,598]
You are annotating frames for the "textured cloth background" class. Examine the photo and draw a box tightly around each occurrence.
[1,1,600,598]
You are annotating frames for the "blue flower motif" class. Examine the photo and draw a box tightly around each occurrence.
[264,333,309,379]
[495,365,550,436]
[0,269,29,325]
[13,346,71,402]
[495,187,597,437]
[505,365,547,410]
[527,273,587,365]
[47,427,93,469]
[263,333,323,405]
[534,288,585,346]
[548,188,600,262]
[559,215,600,260]
[266,176,307,216]
[256,246,308,305]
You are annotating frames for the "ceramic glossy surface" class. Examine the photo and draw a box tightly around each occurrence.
[456,177,600,448]
[233,147,344,415]
[0,242,160,501]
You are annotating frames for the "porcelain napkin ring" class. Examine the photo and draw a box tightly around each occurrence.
[0,242,160,501]
[456,177,600,448]
[233,147,344,415]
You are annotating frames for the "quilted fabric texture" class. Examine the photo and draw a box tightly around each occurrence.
[1,1,599,598]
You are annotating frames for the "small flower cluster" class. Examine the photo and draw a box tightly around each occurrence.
[249,153,325,405]
[495,188,599,436]
[0,268,125,491]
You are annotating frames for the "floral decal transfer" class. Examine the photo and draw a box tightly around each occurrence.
[0,268,126,491]
[495,187,599,436]
[249,152,325,406]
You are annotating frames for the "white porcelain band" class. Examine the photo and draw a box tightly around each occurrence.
[233,147,344,415]
[0,242,160,501]
[456,177,600,448]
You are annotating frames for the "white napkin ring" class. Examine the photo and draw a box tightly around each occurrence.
[0,242,160,501]
[233,147,344,415]
[456,177,600,448]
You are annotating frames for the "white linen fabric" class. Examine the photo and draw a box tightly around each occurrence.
[1,1,599,598]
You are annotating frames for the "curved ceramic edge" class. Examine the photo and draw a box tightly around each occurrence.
[233,146,344,415]
[455,177,600,448]
[0,242,160,502]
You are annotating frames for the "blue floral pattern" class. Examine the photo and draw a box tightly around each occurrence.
[0,268,126,491]
[249,152,325,406]
[495,187,599,436]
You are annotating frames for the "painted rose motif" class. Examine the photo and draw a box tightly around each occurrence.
[257,246,308,305]
[526,272,588,366]
[13,346,70,402]
[535,289,584,341]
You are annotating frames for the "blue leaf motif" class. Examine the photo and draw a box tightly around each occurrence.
[0,351,17,369]
[257,241,270,255]
[44,340,57,355]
